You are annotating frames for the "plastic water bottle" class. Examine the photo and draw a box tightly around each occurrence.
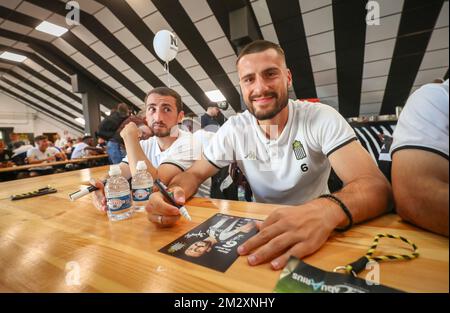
[131,161,153,212]
[105,165,133,221]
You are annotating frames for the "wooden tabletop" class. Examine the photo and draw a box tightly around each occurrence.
[0,154,109,173]
[0,166,448,293]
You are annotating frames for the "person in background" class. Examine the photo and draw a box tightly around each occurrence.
[0,139,14,168]
[377,133,393,182]
[54,133,67,149]
[96,137,107,153]
[27,135,67,177]
[391,79,449,237]
[64,140,75,158]
[73,137,83,148]
[117,115,153,142]
[11,141,33,166]
[201,104,226,132]
[7,133,25,151]
[48,140,62,153]
[181,116,214,151]
[96,103,130,164]
[71,135,104,159]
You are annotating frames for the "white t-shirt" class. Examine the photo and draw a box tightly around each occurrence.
[71,142,88,159]
[26,147,60,170]
[203,99,357,205]
[122,129,211,197]
[193,129,215,156]
[55,138,67,148]
[391,80,449,159]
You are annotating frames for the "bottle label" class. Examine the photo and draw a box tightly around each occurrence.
[107,193,132,212]
[132,187,151,202]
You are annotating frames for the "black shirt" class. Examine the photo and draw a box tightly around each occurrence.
[201,113,225,131]
[96,112,129,143]
[0,149,12,163]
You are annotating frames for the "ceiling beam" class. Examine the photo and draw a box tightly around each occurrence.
[25,0,197,116]
[266,0,317,99]
[0,9,140,113]
[333,0,368,118]
[0,86,84,132]
[151,0,243,112]
[380,0,444,115]
[0,76,80,120]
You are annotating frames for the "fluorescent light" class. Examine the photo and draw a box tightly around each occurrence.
[0,51,27,62]
[205,90,226,102]
[75,117,85,125]
[35,21,68,37]
[105,111,111,116]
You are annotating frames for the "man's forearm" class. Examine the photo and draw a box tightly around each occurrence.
[123,139,157,178]
[168,171,204,199]
[317,175,392,229]
[28,158,46,164]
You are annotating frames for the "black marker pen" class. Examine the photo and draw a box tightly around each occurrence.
[154,179,192,221]
[69,180,106,201]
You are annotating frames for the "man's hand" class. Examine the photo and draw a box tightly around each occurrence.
[237,201,340,270]
[90,179,107,213]
[120,122,141,142]
[238,222,256,234]
[46,156,56,162]
[146,186,186,227]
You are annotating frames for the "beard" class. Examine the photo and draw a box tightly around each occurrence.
[246,89,289,121]
[151,123,171,137]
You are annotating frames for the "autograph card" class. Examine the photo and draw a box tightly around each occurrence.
[159,213,259,272]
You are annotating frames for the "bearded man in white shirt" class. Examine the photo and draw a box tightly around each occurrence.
[147,40,392,270]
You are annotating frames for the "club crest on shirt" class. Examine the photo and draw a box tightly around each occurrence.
[244,151,258,160]
[292,140,307,160]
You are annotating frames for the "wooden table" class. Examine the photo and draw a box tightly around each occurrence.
[0,154,109,173]
[0,166,448,292]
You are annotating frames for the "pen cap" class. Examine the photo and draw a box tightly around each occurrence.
[136,160,147,171]
[109,164,121,176]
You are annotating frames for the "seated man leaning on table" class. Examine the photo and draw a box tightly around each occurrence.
[90,87,211,212]
[27,135,67,177]
[390,79,449,237]
[148,40,392,270]
[70,135,104,159]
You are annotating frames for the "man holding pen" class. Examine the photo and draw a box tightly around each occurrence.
[90,87,211,215]
[147,40,392,270]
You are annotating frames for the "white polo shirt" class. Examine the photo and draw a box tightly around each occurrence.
[71,142,88,159]
[203,99,357,205]
[26,147,60,171]
[122,129,211,197]
[391,80,449,159]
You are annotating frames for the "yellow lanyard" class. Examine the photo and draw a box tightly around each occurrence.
[334,233,419,277]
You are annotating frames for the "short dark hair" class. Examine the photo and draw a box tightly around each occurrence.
[236,40,286,65]
[144,87,183,113]
[34,135,48,142]
[116,103,130,116]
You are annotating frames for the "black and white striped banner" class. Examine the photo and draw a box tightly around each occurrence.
[351,121,396,162]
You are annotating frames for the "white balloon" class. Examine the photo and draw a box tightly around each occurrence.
[153,30,178,62]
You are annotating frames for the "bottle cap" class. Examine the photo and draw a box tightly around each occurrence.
[108,164,121,176]
[136,160,147,171]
